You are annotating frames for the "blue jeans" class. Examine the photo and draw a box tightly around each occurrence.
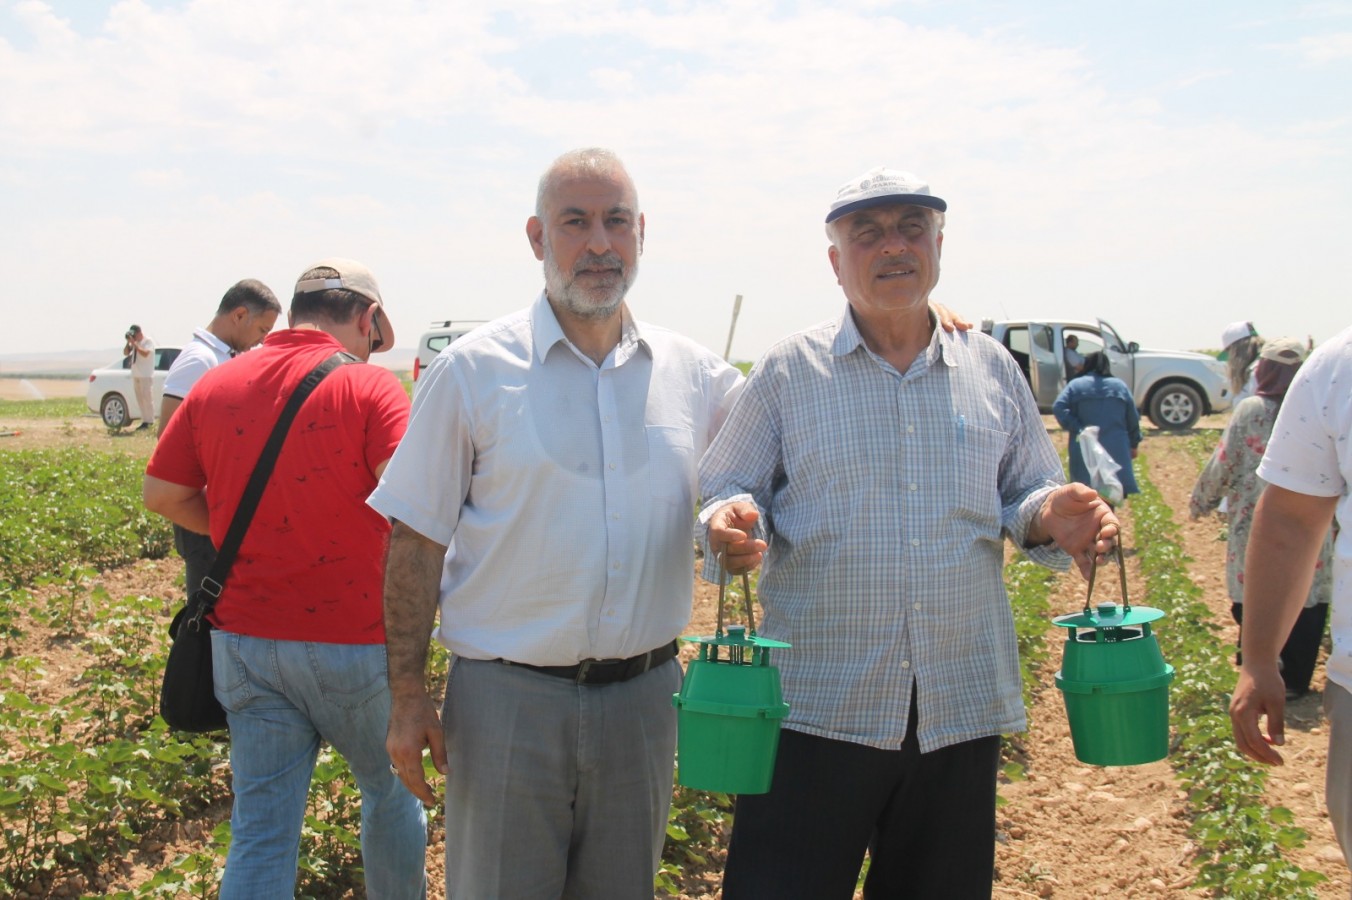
[211,631,427,900]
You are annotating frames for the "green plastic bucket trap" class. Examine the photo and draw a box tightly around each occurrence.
[673,567,790,794]
[1053,541,1174,766]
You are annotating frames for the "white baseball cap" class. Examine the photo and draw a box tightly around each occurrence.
[1219,320,1257,351]
[826,166,947,224]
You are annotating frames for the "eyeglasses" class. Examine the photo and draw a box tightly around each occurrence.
[369,306,385,353]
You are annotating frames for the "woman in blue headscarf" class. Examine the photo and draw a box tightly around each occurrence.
[1053,351,1141,498]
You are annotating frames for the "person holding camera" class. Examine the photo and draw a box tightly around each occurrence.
[123,324,156,431]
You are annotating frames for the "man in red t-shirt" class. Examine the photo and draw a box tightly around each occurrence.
[144,258,425,899]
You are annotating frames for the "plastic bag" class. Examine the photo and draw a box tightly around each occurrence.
[1077,425,1124,505]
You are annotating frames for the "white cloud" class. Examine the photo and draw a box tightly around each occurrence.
[1,0,1349,358]
[1291,31,1352,63]
[134,167,188,187]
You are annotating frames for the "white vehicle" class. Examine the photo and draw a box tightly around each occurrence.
[412,321,484,397]
[980,318,1230,430]
[85,346,181,428]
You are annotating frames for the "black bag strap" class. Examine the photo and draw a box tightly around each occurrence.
[188,351,356,625]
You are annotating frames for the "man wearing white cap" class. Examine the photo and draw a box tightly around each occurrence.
[143,259,426,899]
[1231,325,1352,874]
[699,167,1121,898]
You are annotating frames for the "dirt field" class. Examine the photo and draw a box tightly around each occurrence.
[3,409,1347,898]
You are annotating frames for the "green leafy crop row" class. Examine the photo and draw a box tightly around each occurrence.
[0,447,172,587]
[0,397,87,420]
[1132,461,1326,898]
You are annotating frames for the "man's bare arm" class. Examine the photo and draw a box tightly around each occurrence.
[143,474,209,534]
[158,395,184,438]
[1230,485,1338,765]
[383,519,450,805]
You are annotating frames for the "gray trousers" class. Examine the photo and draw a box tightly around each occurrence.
[1325,680,1352,893]
[442,655,680,899]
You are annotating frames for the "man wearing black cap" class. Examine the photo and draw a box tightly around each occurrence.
[122,324,156,430]
[699,167,1121,898]
[143,259,425,899]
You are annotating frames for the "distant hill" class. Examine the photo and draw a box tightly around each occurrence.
[1,346,416,377]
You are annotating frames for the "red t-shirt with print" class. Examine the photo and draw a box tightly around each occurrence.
[147,329,409,644]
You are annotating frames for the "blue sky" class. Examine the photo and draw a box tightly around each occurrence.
[3,0,1349,360]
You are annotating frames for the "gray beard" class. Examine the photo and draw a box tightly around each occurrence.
[542,249,636,321]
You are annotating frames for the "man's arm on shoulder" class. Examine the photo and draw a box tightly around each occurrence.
[383,519,450,806]
[930,301,972,333]
[1230,485,1338,765]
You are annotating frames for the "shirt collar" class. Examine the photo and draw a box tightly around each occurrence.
[830,306,959,369]
[530,291,650,367]
[193,327,232,356]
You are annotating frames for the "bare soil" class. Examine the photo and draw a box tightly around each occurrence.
[4,412,1347,898]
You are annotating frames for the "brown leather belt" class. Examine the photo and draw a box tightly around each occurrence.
[498,640,679,685]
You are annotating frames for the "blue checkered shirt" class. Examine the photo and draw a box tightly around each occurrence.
[698,310,1069,752]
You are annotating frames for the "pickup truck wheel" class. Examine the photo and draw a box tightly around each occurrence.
[1148,383,1202,430]
[100,393,131,429]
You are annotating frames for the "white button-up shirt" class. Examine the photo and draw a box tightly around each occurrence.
[369,293,744,666]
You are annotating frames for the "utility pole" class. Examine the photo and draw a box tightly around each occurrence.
[723,294,743,361]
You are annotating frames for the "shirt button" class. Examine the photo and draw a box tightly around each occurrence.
[612,512,621,520]
[901,660,911,669]
[612,562,621,570]
[910,538,920,547]
[908,483,918,491]
[913,602,921,611]
[906,425,915,434]
[608,462,616,470]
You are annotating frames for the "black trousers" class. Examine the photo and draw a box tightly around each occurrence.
[722,698,1001,900]
[173,524,217,601]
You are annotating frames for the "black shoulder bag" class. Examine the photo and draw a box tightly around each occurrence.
[160,352,355,732]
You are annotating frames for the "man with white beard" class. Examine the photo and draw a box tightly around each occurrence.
[371,148,746,897]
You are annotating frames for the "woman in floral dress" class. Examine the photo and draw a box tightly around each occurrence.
[1190,337,1334,698]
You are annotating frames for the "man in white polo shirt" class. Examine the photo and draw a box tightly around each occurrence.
[1231,324,1352,871]
[158,279,281,602]
[158,279,280,433]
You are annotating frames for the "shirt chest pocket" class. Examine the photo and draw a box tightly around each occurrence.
[947,422,1007,526]
[646,425,695,505]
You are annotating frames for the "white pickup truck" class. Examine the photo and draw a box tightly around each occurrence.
[411,320,486,397]
[979,318,1231,430]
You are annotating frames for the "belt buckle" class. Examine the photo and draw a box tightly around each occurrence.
[575,659,594,684]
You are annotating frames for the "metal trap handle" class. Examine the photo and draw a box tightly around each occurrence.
[1083,538,1129,617]
[716,553,757,638]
